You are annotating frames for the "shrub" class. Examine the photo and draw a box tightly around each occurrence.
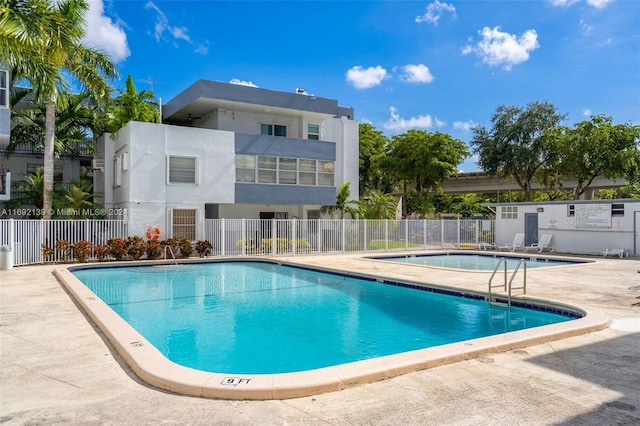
[146,239,162,260]
[162,238,179,259]
[73,240,93,263]
[107,238,127,261]
[178,238,193,258]
[195,240,212,258]
[94,244,109,261]
[235,238,257,254]
[260,238,291,254]
[126,236,146,260]
[295,238,312,251]
[41,244,54,260]
[56,239,73,261]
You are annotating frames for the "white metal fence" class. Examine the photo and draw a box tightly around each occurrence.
[202,218,495,256]
[0,218,495,266]
[0,219,128,266]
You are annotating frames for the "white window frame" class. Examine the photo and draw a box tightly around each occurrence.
[169,208,197,240]
[0,70,8,108]
[235,154,256,183]
[501,206,518,220]
[307,123,320,140]
[167,155,197,184]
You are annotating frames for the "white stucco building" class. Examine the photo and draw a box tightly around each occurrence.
[487,199,640,255]
[95,79,359,239]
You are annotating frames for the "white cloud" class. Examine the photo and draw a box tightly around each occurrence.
[583,108,592,116]
[229,79,258,88]
[145,1,208,54]
[548,0,611,8]
[83,0,130,63]
[399,64,435,84]
[415,1,456,25]
[383,106,444,132]
[462,26,540,71]
[547,0,580,7]
[579,19,594,35]
[346,66,389,89]
[453,120,476,131]
[586,0,612,8]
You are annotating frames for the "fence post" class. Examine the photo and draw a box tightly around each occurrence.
[222,218,226,256]
[385,220,389,251]
[405,220,409,250]
[440,220,444,247]
[363,219,367,252]
[291,218,296,255]
[457,218,461,246]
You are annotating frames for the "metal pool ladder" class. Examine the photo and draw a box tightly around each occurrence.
[488,258,527,309]
[164,245,178,267]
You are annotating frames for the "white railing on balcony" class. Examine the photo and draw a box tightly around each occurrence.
[0,218,494,266]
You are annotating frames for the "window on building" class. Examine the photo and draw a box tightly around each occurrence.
[171,208,196,240]
[278,157,297,184]
[112,157,121,187]
[236,154,256,182]
[168,156,196,184]
[307,124,320,140]
[299,159,316,185]
[318,160,334,186]
[0,70,7,108]
[568,204,575,216]
[501,206,518,219]
[236,154,334,187]
[612,203,624,216]
[258,156,277,183]
[260,123,287,137]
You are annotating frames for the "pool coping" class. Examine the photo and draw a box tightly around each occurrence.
[53,257,610,400]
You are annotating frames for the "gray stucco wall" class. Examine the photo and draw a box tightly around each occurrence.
[235,183,335,205]
[0,108,9,142]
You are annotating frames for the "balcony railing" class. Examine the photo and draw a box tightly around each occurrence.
[0,141,93,157]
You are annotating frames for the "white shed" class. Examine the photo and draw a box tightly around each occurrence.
[485,199,640,256]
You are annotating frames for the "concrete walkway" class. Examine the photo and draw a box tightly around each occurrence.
[1,252,639,425]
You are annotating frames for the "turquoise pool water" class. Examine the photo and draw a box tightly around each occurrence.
[72,261,576,374]
[371,253,583,270]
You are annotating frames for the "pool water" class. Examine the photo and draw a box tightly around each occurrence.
[72,261,575,374]
[372,253,582,270]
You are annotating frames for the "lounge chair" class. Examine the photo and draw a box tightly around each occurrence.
[524,234,554,253]
[499,233,525,252]
[603,248,628,258]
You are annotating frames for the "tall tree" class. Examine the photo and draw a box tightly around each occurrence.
[386,130,469,216]
[546,115,640,199]
[1,0,118,219]
[471,101,566,201]
[320,182,361,219]
[359,123,392,196]
[105,75,160,133]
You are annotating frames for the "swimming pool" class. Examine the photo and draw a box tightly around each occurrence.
[71,261,575,374]
[55,258,608,399]
[370,253,585,271]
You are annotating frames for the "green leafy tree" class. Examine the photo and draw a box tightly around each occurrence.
[386,130,469,216]
[4,167,45,215]
[55,179,103,218]
[1,0,118,219]
[471,101,566,201]
[360,190,398,219]
[320,182,360,219]
[8,91,101,159]
[546,115,640,199]
[359,123,392,196]
[104,75,160,133]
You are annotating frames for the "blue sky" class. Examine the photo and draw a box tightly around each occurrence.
[84,0,640,172]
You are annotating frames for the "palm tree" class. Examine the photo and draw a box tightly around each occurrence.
[1,0,118,219]
[361,190,398,220]
[321,182,361,219]
[105,75,159,133]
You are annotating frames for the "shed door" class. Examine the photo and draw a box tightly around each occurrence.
[524,213,538,246]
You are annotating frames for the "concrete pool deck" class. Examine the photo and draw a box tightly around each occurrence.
[1,252,639,424]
